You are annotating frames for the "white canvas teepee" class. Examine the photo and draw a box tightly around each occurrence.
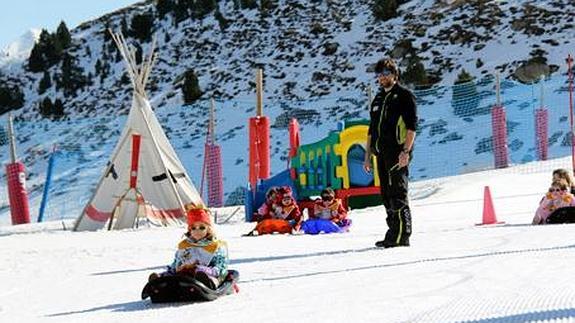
[74,31,204,231]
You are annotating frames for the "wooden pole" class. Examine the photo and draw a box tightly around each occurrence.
[495,72,500,106]
[209,98,216,144]
[540,75,545,108]
[367,85,372,110]
[256,68,263,117]
[7,112,17,163]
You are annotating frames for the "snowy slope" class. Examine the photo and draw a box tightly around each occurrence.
[1,158,575,323]
[0,29,40,70]
[1,0,575,222]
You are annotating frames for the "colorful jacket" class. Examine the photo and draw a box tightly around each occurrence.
[269,203,301,224]
[313,198,347,222]
[534,191,575,224]
[255,201,275,222]
[165,237,228,280]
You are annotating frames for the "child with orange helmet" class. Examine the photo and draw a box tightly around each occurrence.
[149,206,229,289]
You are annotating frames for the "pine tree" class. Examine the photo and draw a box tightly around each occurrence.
[156,0,174,18]
[194,0,217,18]
[182,70,202,104]
[28,45,46,73]
[130,12,154,41]
[121,16,129,37]
[53,98,65,118]
[214,9,230,31]
[95,59,102,76]
[402,58,428,87]
[39,30,59,66]
[260,0,277,17]
[39,97,53,117]
[38,71,52,94]
[174,0,191,24]
[58,53,87,97]
[451,69,480,117]
[134,44,143,65]
[28,29,59,72]
[373,0,398,21]
[241,0,258,9]
[54,21,72,54]
[0,126,8,146]
[0,85,25,114]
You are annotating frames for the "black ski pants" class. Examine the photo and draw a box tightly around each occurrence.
[376,153,412,245]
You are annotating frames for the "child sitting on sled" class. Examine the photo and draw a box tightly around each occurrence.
[253,187,280,222]
[149,206,229,289]
[245,186,301,235]
[301,188,351,234]
[533,179,575,225]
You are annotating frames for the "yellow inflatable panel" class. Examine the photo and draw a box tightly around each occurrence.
[334,125,380,188]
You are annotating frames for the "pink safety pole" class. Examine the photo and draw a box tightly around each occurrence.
[5,113,30,225]
[535,108,548,161]
[535,77,548,160]
[567,54,574,175]
[492,73,508,168]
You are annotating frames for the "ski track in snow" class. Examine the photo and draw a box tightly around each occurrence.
[1,166,575,322]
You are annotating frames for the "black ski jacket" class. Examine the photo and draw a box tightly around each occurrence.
[368,83,417,157]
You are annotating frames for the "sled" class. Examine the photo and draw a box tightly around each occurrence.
[301,218,352,235]
[141,270,239,303]
[546,206,575,224]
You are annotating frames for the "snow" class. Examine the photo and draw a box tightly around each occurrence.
[0,29,40,70]
[1,157,575,323]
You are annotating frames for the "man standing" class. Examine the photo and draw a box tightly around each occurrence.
[364,58,417,248]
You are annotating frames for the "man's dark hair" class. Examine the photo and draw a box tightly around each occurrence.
[375,58,400,77]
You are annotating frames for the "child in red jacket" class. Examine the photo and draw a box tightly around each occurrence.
[253,187,279,222]
[244,186,301,235]
[313,188,348,224]
[302,188,351,234]
[270,186,302,227]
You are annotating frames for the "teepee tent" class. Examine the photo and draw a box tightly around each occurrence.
[74,31,204,231]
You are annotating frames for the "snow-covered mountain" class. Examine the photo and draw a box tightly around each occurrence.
[0,0,574,223]
[1,0,574,116]
[0,29,41,70]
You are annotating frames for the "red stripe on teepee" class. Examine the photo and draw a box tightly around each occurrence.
[85,204,112,222]
[130,134,142,189]
[143,205,185,220]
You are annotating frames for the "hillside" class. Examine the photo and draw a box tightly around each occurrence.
[1,0,574,117]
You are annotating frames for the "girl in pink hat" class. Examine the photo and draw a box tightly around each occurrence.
[148,207,228,289]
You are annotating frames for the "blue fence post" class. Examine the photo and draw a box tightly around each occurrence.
[38,146,57,222]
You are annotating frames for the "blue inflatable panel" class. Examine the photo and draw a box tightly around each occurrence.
[252,169,297,214]
[347,145,374,187]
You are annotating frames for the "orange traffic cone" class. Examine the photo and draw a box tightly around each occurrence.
[477,186,504,225]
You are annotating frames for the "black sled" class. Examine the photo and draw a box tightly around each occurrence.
[141,270,239,303]
[546,206,575,224]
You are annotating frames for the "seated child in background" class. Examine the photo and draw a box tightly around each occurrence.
[301,188,351,234]
[148,207,229,289]
[313,188,350,227]
[271,186,302,229]
[245,186,301,235]
[552,168,575,195]
[253,187,279,222]
[533,179,575,225]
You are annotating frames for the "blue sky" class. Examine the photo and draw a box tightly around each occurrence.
[0,0,138,49]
